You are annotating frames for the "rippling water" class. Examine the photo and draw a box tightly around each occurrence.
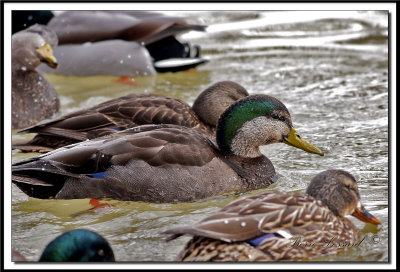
[10,10,389,263]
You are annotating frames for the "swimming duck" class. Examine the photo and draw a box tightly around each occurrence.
[36,10,208,76]
[162,169,381,261]
[12,94,323,202]
[12,229,115,262]
[12,24,60,129]
[12,81,249,152]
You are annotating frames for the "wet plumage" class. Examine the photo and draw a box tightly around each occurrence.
[12,24,60,129]
[163,170,381,261]
[12,94,323,202]
[13,81,249,152]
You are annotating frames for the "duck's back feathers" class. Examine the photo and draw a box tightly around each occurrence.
[13,81,249,152]
[164,191,336,242]
[164,190,359,261]
[13,94,211,152]
[47,11,205,45]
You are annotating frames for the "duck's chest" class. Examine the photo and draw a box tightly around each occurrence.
[221,155,277,190]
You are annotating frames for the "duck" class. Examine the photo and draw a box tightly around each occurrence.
[162,169,381,262]
[12,229,115,262]
[12,94,323,202]
[12,24,60,129]
[36,10,208,76]
[12,81,249,152]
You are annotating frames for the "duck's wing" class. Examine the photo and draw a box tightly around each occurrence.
[12,125,217,199]
[13,94,207,152]
[47,11,205,45]
[163,191,334,242]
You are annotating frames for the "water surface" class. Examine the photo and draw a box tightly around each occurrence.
[11,10,389,263]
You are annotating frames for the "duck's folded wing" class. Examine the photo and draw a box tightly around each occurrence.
[14,94,205,152]
[12,125,215,191]
[48,11,205,45]
[163,191,332,242]
[19,94,200,134]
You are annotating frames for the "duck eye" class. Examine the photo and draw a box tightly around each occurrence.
[97,249,105,257]
[271,113,280,120]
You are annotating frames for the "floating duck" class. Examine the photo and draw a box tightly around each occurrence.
[12,94,323,202]
[13,229,115,262]
[36,10,208,76]
[13,81,249,152]
[12,24,60,129]
[162,169,381,261]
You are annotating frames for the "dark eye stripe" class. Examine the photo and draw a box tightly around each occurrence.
[346,184,356,191]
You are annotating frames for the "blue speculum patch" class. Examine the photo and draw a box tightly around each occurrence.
[248,233,282,247]
[108,127,121,131]
[88,172,106,178]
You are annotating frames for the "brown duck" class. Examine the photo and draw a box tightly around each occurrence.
[163,169,381,261]
[12,94,323,202]
[13,81,249,152]
[12,24,60,129]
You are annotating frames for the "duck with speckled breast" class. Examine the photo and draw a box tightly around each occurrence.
[163,170,381,262]
[12,24,60,129]
[12,93,323,202]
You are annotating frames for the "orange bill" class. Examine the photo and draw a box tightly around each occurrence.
[352,205,381,225]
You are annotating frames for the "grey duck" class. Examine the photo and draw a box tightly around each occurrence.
[12,24,59,129]
[36,10,208,76]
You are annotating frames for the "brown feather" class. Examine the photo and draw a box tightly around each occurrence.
[13,82,248,152]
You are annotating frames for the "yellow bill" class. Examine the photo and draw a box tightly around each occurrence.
[36,43,59,69]
[283,128,324,156]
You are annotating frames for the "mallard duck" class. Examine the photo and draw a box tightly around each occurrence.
[12,81,249,152]
[162,169,381,262]
[12,94,323,202]
[12,24,60,129]
[12,229,115,262]
[36,10,208,76]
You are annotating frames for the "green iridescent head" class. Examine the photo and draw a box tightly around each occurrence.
[39,229,115,262]
[216,94,324,157]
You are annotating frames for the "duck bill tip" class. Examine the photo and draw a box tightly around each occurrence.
[36,43,58,69]
[352,207,381,225]
[283,128,324,156]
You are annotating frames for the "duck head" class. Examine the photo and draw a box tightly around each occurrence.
[192,81,250,127]
[216,94,324,158]
[12,24,59,71]
[306,169,381,225]
[39,229,115,262]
